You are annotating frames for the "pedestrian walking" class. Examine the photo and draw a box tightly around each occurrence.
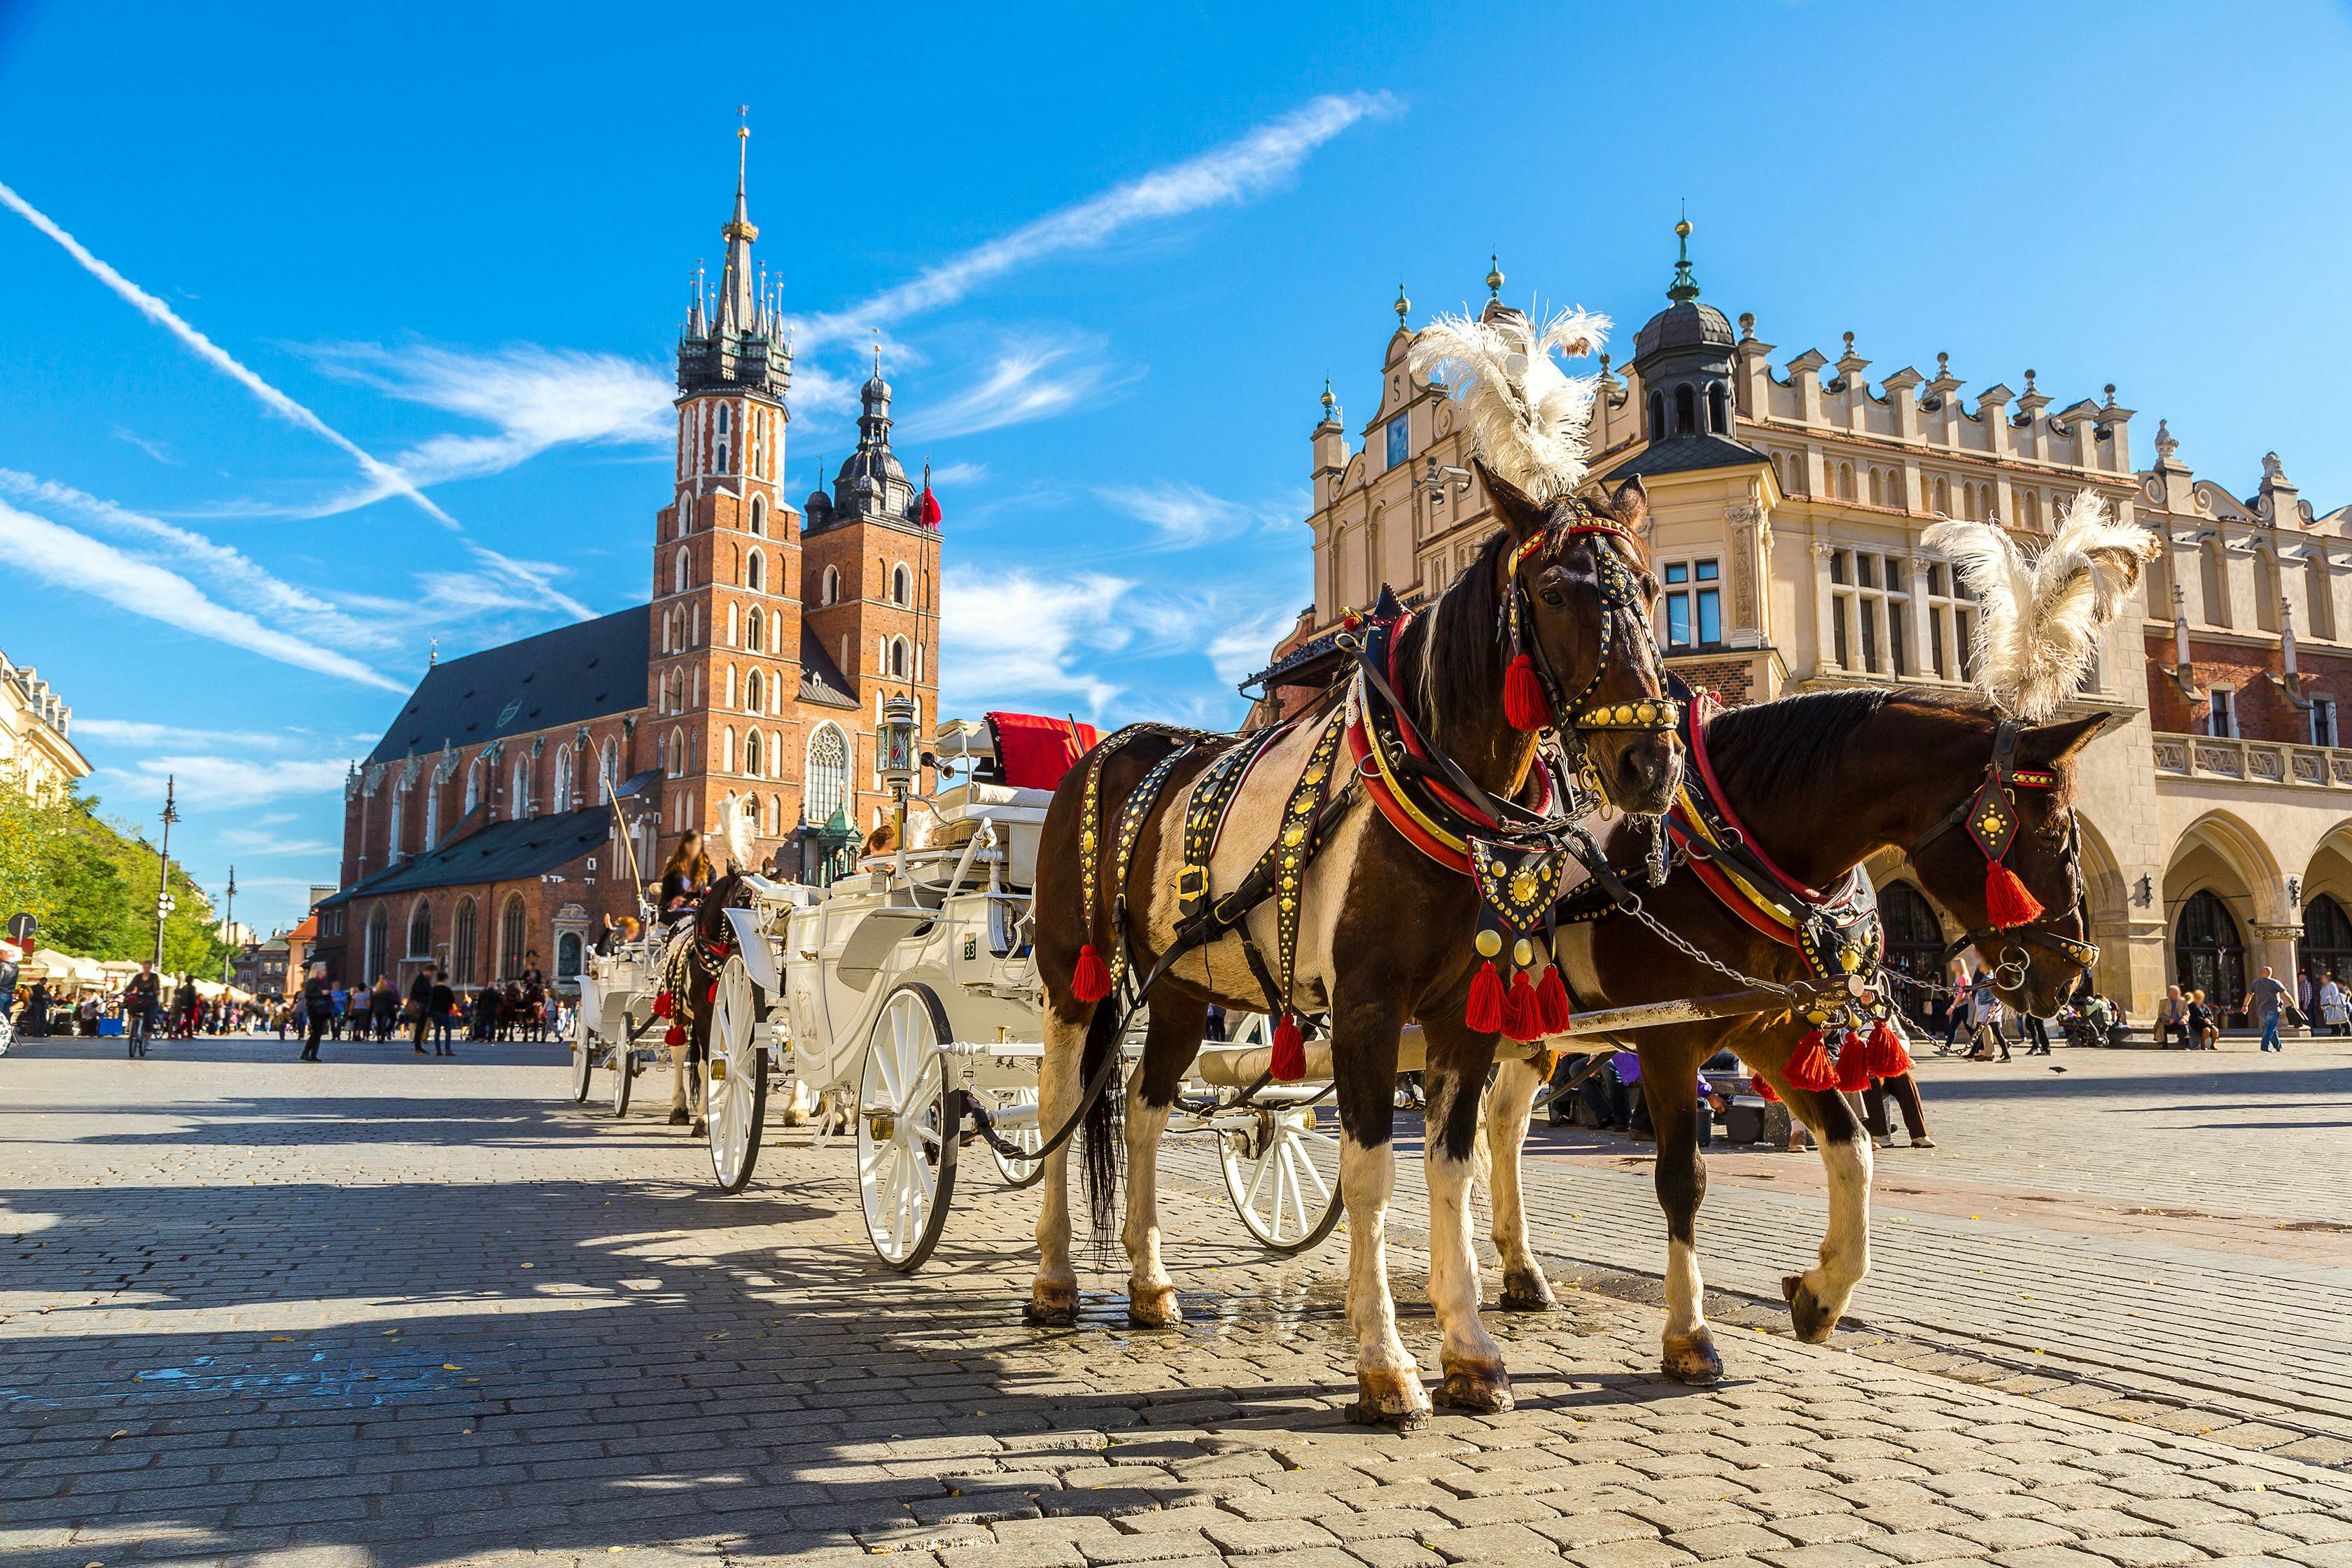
[2320,973,2348,1037]
[429,972,457,1056]
[300,962,332,1060]
[1858,1069,1935,1147]
[2246,965,2291,1054]
[330,982,349,1041]
[124,961,160,1058]
[405,967,435,1054]
[0,948,18,1056]
[371,976,398,1041]
[2022,1009,2054,1056]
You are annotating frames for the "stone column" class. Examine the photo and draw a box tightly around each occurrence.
[1810,540,1838,673]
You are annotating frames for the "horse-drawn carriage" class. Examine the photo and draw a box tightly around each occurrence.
[571,710,1352,1270]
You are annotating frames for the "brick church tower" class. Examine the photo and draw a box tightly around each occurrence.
[647,123,942,878]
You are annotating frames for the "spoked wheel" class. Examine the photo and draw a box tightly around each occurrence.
[987,1084,1045,1189]
[571,1018,596,1103]
[1219,1100,1345,1253]
[706,956,769,1194]
[856,983,959,1272]
[610,1026,635,1117]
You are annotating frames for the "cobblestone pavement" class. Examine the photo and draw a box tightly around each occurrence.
[2,1035,2348,1568]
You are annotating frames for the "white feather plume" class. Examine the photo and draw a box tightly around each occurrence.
[1922,491,2162,721]
[1406,305,1608,503]
[722,796,757,872]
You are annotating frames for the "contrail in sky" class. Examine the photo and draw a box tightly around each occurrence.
[0,176,460,531]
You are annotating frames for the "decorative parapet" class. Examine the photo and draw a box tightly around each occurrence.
[362,762,385,797]
[433,741,460,785]
[2153,731,2352,790]
[398,753,424,790]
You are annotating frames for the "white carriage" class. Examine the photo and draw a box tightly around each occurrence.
[686,710,1348,1271]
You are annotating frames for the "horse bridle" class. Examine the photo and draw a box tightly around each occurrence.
[1505,509,1679,794]
[1910,718,2099,988]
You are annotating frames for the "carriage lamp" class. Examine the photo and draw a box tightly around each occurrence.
[878,696,921,790]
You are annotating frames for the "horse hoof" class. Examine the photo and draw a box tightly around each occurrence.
[1127,1284,1183,1329]
[778,1109,808,1128]
[1024,1282,1078,1326]
[1345,1368,1433,1428]
[1782,1273,1837,1343]
[1661,1331,1723,1384]
[667,1108,690,1126]
[1498,1268,1558,1312]
[1438,1362,1514,1413]
[691,1119,707,1138]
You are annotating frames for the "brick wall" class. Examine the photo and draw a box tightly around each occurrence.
[1666,654,1757,708]
[2141,635,2352,743]
[332,850,635,993]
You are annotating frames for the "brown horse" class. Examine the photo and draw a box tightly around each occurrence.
[1481,688,2108,1385]
[1027,464,1681,1427]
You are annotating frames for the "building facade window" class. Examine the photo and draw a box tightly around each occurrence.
[464,756,483,814]
[556,930,583,979]
[745,668,764,712]
[805,724,848,824]
[891,564,911,606]
[1384,414,1409,470]
[499,894,527,980]
[1707,382,1729,435]
[2311,695,2337,750]
[407,898,432,960]
[598,738,619,800]
[1662,559,1721,648]
[2206,685,2238,739]
[2174,888,2246,1012]
[673,547,692,595]
[746,607,764,652]
[821,565,840,606]
[2300,894,2352,986]
[1921,560,1977,680]
[890,637,910,678]
[1673,384,1696,435]
[1828,548,1910,676]
[552,748,573,812]
[450,898,477,987]
[510,757,531,818]
[750,494,766,536]
[364,905,388,984]
[746,550,764,592]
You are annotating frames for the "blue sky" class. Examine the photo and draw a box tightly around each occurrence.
[4,0,2348,934]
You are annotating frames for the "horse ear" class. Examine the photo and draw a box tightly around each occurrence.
[1475,458,1547,542]
[1605,475,1651,540]
[2022,712,2110,767]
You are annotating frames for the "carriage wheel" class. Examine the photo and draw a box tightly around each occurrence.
[610,1026,635,1117]
[856,983,959,1273]
[706,956,769,1194]
[1219,1102,1345,1253]
[988,1085,1046,1189]
[571,1016,596,1103]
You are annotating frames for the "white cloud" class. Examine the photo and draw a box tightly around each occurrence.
[298,342,675,510]
[0,177,459,531]
[0,498,402,691]
[941,566,1133,715]
[73,718,292,750]
[113,427,174,463]
[1208,605,1308,688]
[216,830,339,857]
[1095,482,1259,550]
[909,335,1128,440]
[99,753,351,810]
[795,92,1397,348]
[924,461,987,489]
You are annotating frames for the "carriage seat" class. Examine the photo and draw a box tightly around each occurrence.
[928,780,1052,888]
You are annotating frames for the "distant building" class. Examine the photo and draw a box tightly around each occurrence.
[1261,231,2352,1019]
[314,134,943,994]
[0,647,90,800]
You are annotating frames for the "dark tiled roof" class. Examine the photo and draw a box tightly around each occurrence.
[318,805,615,904]
[1242,630,1344,694]
[365,607,648,764]
[1603,433,1772,482]
[797,626,860,709]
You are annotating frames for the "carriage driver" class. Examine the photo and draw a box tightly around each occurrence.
[656,831,714,926]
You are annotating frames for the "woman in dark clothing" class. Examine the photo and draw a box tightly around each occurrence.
[428,973,457,1056]
[406,967,435,1055]
[472,986,498,1042]
[656,831,712,923]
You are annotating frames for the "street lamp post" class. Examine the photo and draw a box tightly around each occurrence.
[153,776,179,970]
[220,865,237,983]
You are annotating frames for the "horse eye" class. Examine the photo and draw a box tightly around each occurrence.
[1538,586,1567,608]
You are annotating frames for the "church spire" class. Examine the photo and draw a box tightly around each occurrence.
[716,108,758,333]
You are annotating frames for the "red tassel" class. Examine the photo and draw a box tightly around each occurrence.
[1785,1028,1838,1092]
[1270,1014,1306,1082]
[1865,1018,1913,1078]
[652,992,673,1018]
[1535,963,1574,1035]
[1503,652,1550,731]
[1501,969,1544,1042]
[1071,942,1112,1003]
[1749,1072,1780,1102]
[663,1024,685,1048]
[1466,960,1506,1033]
[710,940,729,959]
[1835,1032,1874,1092]
[707,979,720,1005]
[1984,860,2045,929]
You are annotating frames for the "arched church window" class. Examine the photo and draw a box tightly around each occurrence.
[552,746,573,812]
[890,637,910,678]
[806,725,848,824]
[2174,889,2246,1012]
[510,757,531,820]
[1647,391,1665,442]
[673,547,692,595]
[365,905,388,983]
[891,564,911,606]
[750,495,766,536]
[464,755,483,814]
[423,780,440,850]
[2301,895,2352,985]
[747,550,764,592]
[743,728,763,778]
[666,727,685,778]
[821,565,840,606]
[598,738,619,802]
[1673,384,1696,435]
[746,609,764,653]
[1708,382,1729,435]
[746,669,764,712]
[407,897,433,959]
[499,894,527,980]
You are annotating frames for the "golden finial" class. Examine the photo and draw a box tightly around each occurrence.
[1320,379,1336,419]
[1394,283,1410,323]
[1485,253,1504,300]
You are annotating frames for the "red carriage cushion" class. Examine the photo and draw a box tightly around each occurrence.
[986,712,1099,792]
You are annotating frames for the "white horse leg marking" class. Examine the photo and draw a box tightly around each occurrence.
[1785,1112,1872,1341]
[1027,1007,1087,1323]
[1121,1085,1180,1326]
[1340,1134,1428,1426]
[1424,1074,1509,1412]
[1483,1055,1555,1310]
[1665,1237,1708,1355]
[778,1077,812,1128]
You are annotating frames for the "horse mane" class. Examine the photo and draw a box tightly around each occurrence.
[1703,686,2082,816]
[1408,529,1513,738]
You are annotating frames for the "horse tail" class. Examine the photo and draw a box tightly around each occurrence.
[1077,995,1124,1260]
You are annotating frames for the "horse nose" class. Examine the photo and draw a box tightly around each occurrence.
[1615,737,1678,808]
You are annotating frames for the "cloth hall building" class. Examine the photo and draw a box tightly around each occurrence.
[314,144,942,994]
[1255,234,2352,1023]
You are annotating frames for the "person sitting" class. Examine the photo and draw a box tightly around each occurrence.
[657,831,713,925]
